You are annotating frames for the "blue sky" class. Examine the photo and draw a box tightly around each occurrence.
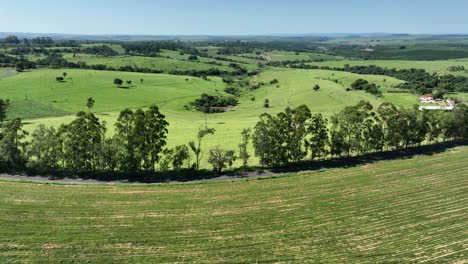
[1,0,467,35]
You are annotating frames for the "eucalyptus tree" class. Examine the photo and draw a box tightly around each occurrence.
[59,112,106,171]
[0,118,28,169]
[278,105,311,163]
[27,125,61,170]
[143,105,169,171]
[252,113,284,167]
[306,113,329,160]
[114,108,138,171]
[238,128,251,171]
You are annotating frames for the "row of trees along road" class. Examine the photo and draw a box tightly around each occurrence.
[252,101,468,167]
[0,99,467,176]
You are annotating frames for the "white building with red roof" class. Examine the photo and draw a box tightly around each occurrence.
[419,94,434,103]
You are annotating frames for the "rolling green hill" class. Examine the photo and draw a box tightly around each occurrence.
[63,53,237,73]
[307,59,468,77]
[0,145,466,262]
[1,68,418,167]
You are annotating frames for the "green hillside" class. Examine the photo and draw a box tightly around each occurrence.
[0,68,419,168]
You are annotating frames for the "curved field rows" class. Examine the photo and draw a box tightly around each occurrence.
[0,146,467,262]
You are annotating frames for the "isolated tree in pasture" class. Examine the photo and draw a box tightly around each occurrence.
[114,78,123,86]
[0,99,10,123]
[313,84,320,91]
[62,72,67,78]
[264,98,270,108]
[0,118,28,169]
[208,145,236,174]
[15,63,24,72]
[238,128,251,171]
[27,125,61,170]
[306,113,329,160]
[140,78,144,84]
[126,80,132,87]
[188,127,215,170]
[87,97,95,112]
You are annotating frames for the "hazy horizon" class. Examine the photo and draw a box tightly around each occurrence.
[1,0,468,35]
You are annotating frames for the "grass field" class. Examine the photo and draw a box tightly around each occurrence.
[326,45,468,60]
[63,53,237,73]
[248,50,340,62]
[1,68,419,167]
[0,145,466,262]
[0,69,226,114]
[158,49,259,71]
[308,58,468,77]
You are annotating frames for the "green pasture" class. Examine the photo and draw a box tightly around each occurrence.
[0,68,419,167]
[308,59,468,77]
[255,50,340,62]
[158,49,259,71]
[79,43,126,55]
[0,145,466,262]
[63,53,236,72]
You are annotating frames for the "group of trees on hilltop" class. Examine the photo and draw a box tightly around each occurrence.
[214,40,323,55]
[191,94,238,113]
[0,53,36,71]
[2,36,55,45]
[122,42,186,56]
[83,45,118,56]
[351,79,382,96]
[252,101,468,167]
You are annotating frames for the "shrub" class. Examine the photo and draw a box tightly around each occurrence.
[192,94,238,113]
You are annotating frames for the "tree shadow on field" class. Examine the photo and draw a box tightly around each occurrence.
[4,140,466,184]
[269,140,468,175]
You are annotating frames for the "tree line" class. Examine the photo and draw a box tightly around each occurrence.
[252,101,468,167]
[268,61,468,93]
[0,99,467,179]
[122,42,187,56]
